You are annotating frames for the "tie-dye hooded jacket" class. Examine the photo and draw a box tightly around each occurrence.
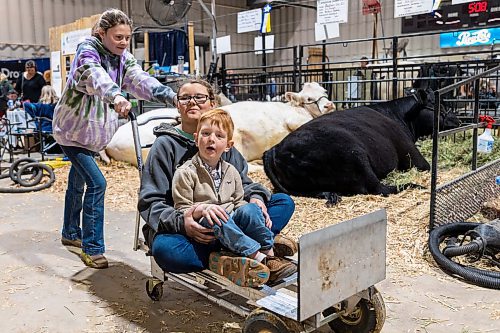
[52,36,175,152]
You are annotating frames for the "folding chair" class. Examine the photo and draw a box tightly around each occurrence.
[23,103,61,161]
[33,116,61,160]
[0,117,14,162]
[5,107,38,158]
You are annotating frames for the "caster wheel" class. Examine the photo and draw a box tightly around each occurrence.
[146,278,163,301]
[242,309,292,333]
[323,288,386,333]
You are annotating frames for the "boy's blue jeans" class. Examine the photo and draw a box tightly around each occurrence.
[60,145,106,256]
[198,203,273,257]
[152,193,295,273]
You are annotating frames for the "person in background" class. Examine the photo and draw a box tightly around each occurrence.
[139,78,297,277]
[15,60,46,102]
[172,108,297,287]
[357,56,372,103]
[43,70,52,85]
[0,73,13,99]
[5,89,20,110]
[360,56,369,70]
[24,85,60,155]
[52,8,175,269]
[0,73,14,117]
[23,85,59,132]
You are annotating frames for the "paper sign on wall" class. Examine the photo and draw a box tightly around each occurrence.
[315,22,340,41]
[394,0,433,18]
[61,28,92,56]
[238,8,262,33]
[216,35,231,54]
[317,0,348,24]
[254,35,275,54]
[50,51,62,97]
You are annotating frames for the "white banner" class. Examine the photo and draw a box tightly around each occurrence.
[237,8,262,33]
[61,28,91,56]
[452,0,476,4]
[394,0,433,18]
[50,51,62,97]
[317,0,348,25]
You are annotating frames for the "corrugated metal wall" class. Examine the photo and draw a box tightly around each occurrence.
[0,0,122,60]
[176,1,410,69]
[1,1,491,69]
[213,2,406,66]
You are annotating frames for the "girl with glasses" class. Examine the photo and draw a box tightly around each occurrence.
[138,79,297,280]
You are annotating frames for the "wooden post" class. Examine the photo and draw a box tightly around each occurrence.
[371,13,378,60]
[144,31,150,66]
[188,21,195,74]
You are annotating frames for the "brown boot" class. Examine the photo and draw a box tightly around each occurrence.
[263,256,297,285]
[273,234,298,257]
[61,237,82,248]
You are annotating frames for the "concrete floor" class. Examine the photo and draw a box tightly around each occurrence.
[0,190,499,332]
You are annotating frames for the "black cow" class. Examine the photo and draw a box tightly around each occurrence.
[262,89,460,206]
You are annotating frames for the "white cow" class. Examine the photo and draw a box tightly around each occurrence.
[221,82,335,161]
[102,108,180,166]
[103,82,334,165]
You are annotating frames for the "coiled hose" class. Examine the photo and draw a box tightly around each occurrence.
[0,158,55,193]
[443,241,481,257]
[428,222,500,289]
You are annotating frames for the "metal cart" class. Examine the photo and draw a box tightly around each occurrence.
[129,112,387,333]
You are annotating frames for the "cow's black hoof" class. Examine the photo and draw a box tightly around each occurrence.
[379,185,398,196]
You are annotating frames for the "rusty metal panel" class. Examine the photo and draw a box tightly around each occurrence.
[298,209,387,321]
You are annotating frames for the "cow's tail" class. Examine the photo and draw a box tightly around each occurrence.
[262,148,290,194]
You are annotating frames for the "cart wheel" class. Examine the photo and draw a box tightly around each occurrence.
[145,278,163,301]
[242,309,292,333]
[323,288,386,333]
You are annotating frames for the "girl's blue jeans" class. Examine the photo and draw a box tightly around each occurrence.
[198,203,273,257]
[60,145,106,256]
[152,193,295,273]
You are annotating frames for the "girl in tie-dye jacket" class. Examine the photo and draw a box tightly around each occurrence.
[55,9,175,269]
[52,36,174,152]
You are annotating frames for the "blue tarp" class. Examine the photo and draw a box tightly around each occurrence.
[148,30,188,67]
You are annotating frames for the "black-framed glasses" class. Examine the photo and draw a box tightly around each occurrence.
[177,94,210,105]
